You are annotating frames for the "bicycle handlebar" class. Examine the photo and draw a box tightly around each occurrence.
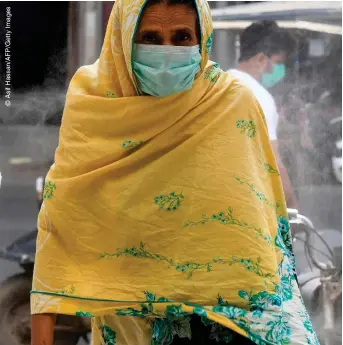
[287,208,333,271]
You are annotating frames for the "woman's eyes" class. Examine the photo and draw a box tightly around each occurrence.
[140,32,193,45]
[175,33,192,42]
[142,34,158,43]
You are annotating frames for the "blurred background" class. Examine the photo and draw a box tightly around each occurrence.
[0,1,341,345]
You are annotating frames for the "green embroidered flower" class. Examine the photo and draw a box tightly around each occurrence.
[301,311,315,335]
[212,304,247,320]
[152,319,174,345]
[102,325,116,345]
[153,317,192,345]
[247,333,266,345]
[116,307,145,317]
[204,64,221,83]
[76,311,93,317]
[206,32,213,55]
[101,242,274,280]
[183,207,270,242]
[234,177,279,211]
[144,291,156,302]
[60,285,76,295]
[256,192,264,200]
[303,318,313,334]
[275,216,292,251]
[122,140,144,149]
[232,256,275,280]
[275,217,297,280]
[217,295,230,306]
[264,162,280,175]
[213,296,251,332]
[278,216,290,236]
[265,315,292,344]
[236,119,256,138]
[165,305,188,319]
[154,192,184,211]
[192,306,210,327]
[105,90,116,98]
[144,291,170,303]
[116,301,159,317]
[115,294,172,319]
[238,289,281,317]
[278,275,293,302]
[43,180,56,200]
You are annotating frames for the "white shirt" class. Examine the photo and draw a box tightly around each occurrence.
[229,69,278,141]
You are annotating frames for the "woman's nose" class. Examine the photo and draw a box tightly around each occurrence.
[161,37,173,46]
[160,29,173,46]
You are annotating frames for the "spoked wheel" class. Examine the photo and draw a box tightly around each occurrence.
[0,273,89,345]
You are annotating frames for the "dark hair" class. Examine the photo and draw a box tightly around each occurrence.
[239,20,296,62]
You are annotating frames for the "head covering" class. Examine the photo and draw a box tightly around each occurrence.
[70,0,213,98]
[31,1,318,344]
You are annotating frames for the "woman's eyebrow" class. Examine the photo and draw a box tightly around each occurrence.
[138,26,163,34]
[171,25,195,33]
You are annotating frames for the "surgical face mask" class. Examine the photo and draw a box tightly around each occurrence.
[261,63,286,88]
[132,44,201,97]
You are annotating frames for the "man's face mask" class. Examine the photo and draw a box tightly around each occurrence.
[133,44,201,97]
[261,63,286,89]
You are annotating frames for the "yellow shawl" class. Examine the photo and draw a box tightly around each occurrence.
[31,1,318,344]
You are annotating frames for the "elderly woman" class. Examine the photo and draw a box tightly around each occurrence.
[31,0,318,345]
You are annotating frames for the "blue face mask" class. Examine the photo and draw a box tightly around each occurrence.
[132,44,201,97]
[261,63,286,89]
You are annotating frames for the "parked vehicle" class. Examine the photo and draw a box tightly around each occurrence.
[0,229,91,345]
[290,209,342,345]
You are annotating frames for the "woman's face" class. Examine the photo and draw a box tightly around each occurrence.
[135,2,199,46]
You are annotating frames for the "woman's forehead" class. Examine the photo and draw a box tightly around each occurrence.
[139,2,198,28]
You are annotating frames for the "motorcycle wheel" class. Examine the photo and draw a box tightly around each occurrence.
[0,273,84,345]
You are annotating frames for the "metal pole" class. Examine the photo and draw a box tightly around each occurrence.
[67,2,78,86]
[213,1,237,71]
[79,1,103,66]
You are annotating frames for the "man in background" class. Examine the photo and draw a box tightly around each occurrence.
[229,20,299,209]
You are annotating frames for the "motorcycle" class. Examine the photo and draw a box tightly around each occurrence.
[0,174,341,345]
[290,209,342,345]
[0,229,91,345]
